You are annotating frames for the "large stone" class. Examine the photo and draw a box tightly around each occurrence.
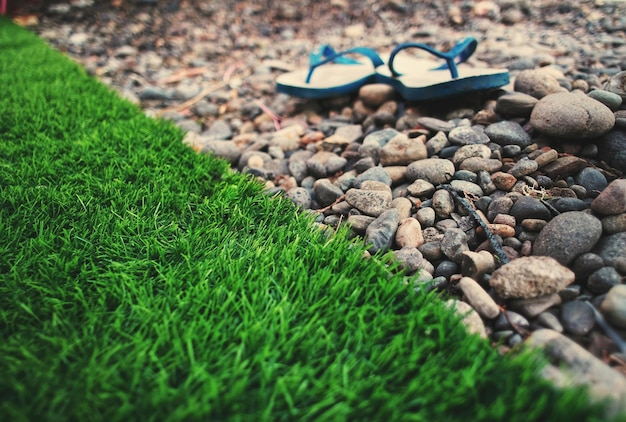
[533,211,603,265]
[489,256,575,299]
[530,92,615,139]
[405,158,455,185]
[527,329,626,418]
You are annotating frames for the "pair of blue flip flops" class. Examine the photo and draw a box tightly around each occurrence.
[275,37,510,101]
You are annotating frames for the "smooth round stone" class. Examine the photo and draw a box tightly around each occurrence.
[359,84,396,108]
[591,178,626,215]
[354,166,392,187]
[432,189,455,219]
[530,92,615,139]
[448,126,490,145]
[406,158,455,185]
[490,172,517,191]
[602,213,626,234]
[571,253,605,283]
[453,170,478,183]
[313,179,344,207]
[600,285,626,329]
[434,259,458,279]
[533,211,603,266]
[419,241,443,262]
[450,180,483,197]
[395,217,424,249]
[495,92,538,117]
[561,300,595,336]
[407,179,436,197]
[487,197,514,221]
[393,247,424,274]
[587,266,621,294]
[547,197,588,212]
[509,196,551,221]
[588,89,622,110]
[484,121,532,147]
[575,167,608,197]
[458,277,500,319]
[514,69,563,99]
[415,207,436,227]
[597,130,626,172]
[501,145,522,158]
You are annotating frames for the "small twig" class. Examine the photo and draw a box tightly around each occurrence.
[254,99,282,131]
[440,184,510,266]
[155,63,251,117]
[315,194,346,214]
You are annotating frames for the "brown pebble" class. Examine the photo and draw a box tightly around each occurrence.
[533,149,558,167]
[521,218,548,232]
[491,172,517,191]
[493,213,516,227]
[477,223,516,238]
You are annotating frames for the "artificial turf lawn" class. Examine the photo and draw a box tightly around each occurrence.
[0,18,615,421]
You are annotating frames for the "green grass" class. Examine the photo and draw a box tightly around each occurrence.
[0,18,615,421]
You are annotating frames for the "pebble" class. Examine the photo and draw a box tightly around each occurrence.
[448,126,490,146]
[588,89,622,110]
[508,196,551,221]
[514,69,564,99]
[285,187,311,209]
[484,121,532,147]
[530,92,616,139]
[591,178,626,215]
[458,277,500,319]
[405,158,455,185]
[541,156,588,179]
[508,158,538,177]
[600,285,626,329]
[586,266,621,294]
[345,188,392,217]
[510,293,562,318]
[489,256,575,299]
[440,228,469,263]
[527,329,626,417]
[593,232,626,267]
[560,300,595,336]
[491,172,517,190]
[379,133,427,166]
[358,84,396,108]
[451,144,491,166]
[365,208,399,253]
[393,247,424,274]
[395,218,424,249]
[533,211,603,265]
[575,167,608,197]
[495,92,538,117]
[536,312,564,332]
[605,70,626,100]
[446,300,487,338]
[601,213,626,234]
[314,179,344,207]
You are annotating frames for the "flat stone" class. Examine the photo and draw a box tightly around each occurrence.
[537,312,564,332]
[489,256,575,299]
[510,293,562,318]
[600,284,626,329]
[458,157,503,173]
[458,277,500,319]
[527,329,626,418]
[406,158,455,185]
[379,133,427,166]
[362,128,400,148]
[533,149,558,168]
[449,180,483,197]
[605,70,626,100]
[530,92,615,139]
[416,117,455,132]
[495,92,538,117]
[508,159,538,178]
[591,178,626,215]
[448,126,490,146]
[533,211,603,265]
[345,188,392,217]
[484,121,532,147]
[365,208,400,253]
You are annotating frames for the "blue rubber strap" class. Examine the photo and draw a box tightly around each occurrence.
[388,37,478,79]
[305,47,385,84]
[309,45,361,66]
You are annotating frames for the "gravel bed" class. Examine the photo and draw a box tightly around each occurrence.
[12,0,626,411]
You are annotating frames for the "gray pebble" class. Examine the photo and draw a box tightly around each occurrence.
[415,207,436,227]
[509,196,551,221]
[440,228,469,263]
[354,166,392,187]
[575,168,608,197]
[365,208,400,254]
[508,159,538,178]
[485,121,532,148]
[537,312,564,332]
[495,92,538,117]
[592,232,626,268]
[561,301,595,336]
[587,266,622,294]
[313,179,344,207]
[406,158,455,185]
[448,126,490,145]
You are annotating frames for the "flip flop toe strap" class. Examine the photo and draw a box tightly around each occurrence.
[388,37,478,79]
[305,46,384,84]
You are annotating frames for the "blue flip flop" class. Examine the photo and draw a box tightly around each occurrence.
[275,45,385,99]
[376,37,510,101]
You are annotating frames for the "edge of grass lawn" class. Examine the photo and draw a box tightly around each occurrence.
[0,18,617,421]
